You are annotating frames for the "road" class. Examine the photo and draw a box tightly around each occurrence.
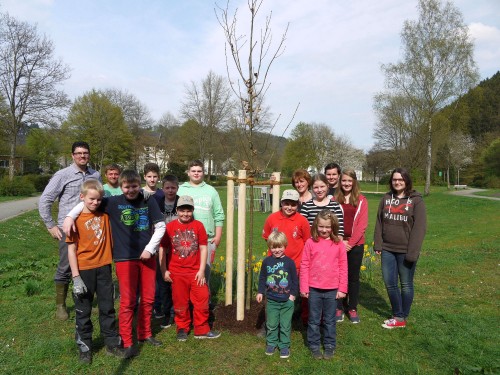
[0,187,498,223]
[449,187,500,201]
[0,196,40,222]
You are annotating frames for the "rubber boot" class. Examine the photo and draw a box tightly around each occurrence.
[55,283,69,320]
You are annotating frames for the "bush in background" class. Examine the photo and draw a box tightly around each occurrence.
[0,176,36,196]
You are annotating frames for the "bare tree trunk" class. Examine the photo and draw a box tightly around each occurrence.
[424,120,432,196]
[8,134,16,180]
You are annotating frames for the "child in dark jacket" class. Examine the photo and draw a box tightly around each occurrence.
[256,231,298,359]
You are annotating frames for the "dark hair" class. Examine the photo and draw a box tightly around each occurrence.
[311,209,340,243]
[143,163,160,175]
[72,141,90,153]
[334,168,360,206]
[104,163,122,174]
[162,174,179,186]
[188,160,204,170]
[119,170,141,185]
[389,167,413,196]
[324,162,341,175]
[291,169,311,189]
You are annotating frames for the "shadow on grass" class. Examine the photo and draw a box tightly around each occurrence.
[358,280,391,318]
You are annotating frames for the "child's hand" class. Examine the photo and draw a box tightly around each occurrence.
[72,275,88,297]
[256,293,263,303]
[195,270,206,286]
[300,292,309,298]
[336,291,346,299]
[289,295,296,302]
[140,250,152,260]
[163,270,172,283]
[62,217,75,237]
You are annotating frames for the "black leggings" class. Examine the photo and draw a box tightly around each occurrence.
[337,244,364,311]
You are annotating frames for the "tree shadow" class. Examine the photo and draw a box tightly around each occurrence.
[358,281,391,318]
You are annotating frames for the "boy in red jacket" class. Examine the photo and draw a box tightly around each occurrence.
[159,195,221,341]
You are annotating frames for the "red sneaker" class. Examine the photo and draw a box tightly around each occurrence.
[335,309,344,322]
[382,318,406,329]
[348,309,360,324]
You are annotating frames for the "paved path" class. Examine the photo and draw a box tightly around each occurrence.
[0,196,40,222]
[448,187,500,201]
[0,187,498,223]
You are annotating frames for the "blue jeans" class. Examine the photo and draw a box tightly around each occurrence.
[381,250,417,319]
[307,288,337,350]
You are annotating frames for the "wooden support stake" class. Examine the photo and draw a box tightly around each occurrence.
[225,171,234,306]
[236,170,246,320]
[271,172,281,213]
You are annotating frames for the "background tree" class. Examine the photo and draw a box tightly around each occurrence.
[380,0,479,195]
[0,12,70,179]
[282,122,316,174]
[373,93,427,170]
[25,127,62,173]
[283,121,364,175]
[104,88,154,170]
[364,146,393,181]
[62,90,132,170]
[154,111,181,173]
[180,70,235,179]
[446,131,474,186]
[481,138,500,187]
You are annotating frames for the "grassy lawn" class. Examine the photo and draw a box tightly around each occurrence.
[0,188,498,374]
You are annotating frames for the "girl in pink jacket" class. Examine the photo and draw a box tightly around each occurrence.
[333,168,368,324]
[300,209,347,360]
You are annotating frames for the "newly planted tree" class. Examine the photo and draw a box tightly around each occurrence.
[216,0,290,309]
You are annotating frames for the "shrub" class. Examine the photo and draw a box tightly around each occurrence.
[24,174,52,192]
[0,176,36,196]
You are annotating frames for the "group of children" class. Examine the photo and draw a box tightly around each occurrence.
[62,158,361,363]
[63,161,222,364]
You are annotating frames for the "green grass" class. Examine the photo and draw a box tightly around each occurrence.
[0,189,499,374]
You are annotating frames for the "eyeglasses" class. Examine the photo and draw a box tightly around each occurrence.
[392,178,404,182]
[73,152,89,157]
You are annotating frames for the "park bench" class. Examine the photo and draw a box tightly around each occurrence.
[453,184,467,190]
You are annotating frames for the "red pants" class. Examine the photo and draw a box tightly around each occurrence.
[115,257,156,347]
[171,272,210,335]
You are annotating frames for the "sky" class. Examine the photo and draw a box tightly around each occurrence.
[1,0,499,151]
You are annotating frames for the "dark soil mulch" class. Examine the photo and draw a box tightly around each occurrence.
[211,300,266,334]
[211,300,305,335]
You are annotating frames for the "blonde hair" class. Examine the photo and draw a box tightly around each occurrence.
[267,231,288,249]
[311,209,340,243]
[80,179,104,196]
[334,168,360,207]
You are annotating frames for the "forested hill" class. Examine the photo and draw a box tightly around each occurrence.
[445,71,500,140]
[442,71,500,187]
